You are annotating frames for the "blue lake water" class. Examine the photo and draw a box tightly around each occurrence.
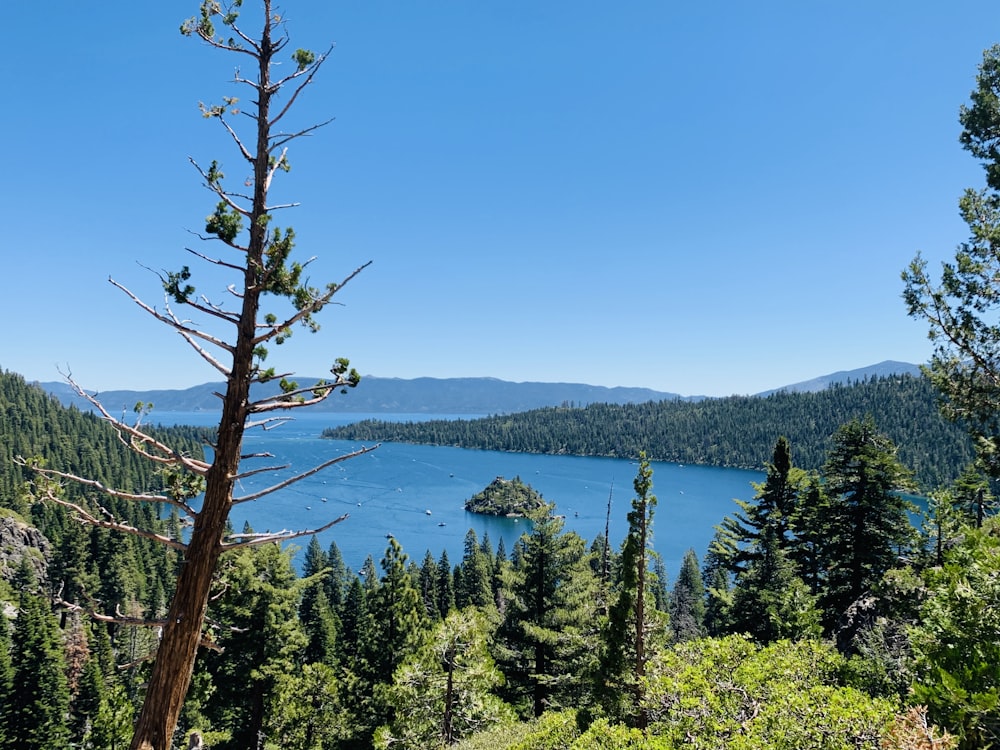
[157,411,765,580]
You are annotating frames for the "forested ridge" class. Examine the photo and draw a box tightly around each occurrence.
[324,373,973,489]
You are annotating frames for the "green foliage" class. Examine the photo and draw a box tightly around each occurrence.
[571,718,667,749]
[200,542,308,750]
[669,549,706,643]
[910,518,1000,748]
[452,709,580,750]
[498,508,600,717]
[326,374,971,489]
[903,44,1000,481]
[374,609,515,749]
[264,663,350,750]
[3,573,71,749]
[643,635,897,749]
[816,417,917,626]
[600,454,665,727]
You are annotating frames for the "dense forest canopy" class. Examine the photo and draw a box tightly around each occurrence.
[325,374,974,490]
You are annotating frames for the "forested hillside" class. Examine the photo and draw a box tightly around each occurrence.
[325,374,972,489]
[0,370,207,597]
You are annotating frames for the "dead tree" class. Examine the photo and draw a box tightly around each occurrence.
[25,3,371,748]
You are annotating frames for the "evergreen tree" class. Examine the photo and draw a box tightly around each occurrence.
[952,462,997,528]
[338,575,369,669]
[300,582,339,668]
[650,555,669,613]
[904,43,1000,483]
[498,506,599,718]
[669,549,706,643]
[418,550,441,621]
[815,417,916,627]
[456,529,493,611]
[373,609,515,749]
[0,613,11,749]
[717,437,805,580]
[436,550,456,618]
[4,565,71,749]
[728,542,822,643]
[325,540,350,612]
[599,452,664,728]
[788,472,829,596]
[264,663,348,750]
[201,543,307,750]
[715,439,822,643]
[701,527,735,636]
[366,539,426,685]
[302,535,328,578]
[19,2,372,745]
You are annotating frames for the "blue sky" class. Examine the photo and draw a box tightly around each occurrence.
[4,2,1000,397]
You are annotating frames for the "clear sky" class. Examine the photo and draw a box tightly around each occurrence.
[4,2,1000,397]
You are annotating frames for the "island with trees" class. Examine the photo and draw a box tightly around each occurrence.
[464,476,546,517]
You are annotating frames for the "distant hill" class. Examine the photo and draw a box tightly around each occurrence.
[39,376,686,416]
[37,360,923,416]
[757,360,923,396]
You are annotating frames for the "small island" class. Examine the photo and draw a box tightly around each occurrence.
[464,475,546,517]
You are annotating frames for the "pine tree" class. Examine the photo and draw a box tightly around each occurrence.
[669,549,706,643]
[201,543,308,750]
[456,529,493,611]
[338,575,369,670]
[436,550,456,618]
[498,506,599,717]
[0,612,12,749]
[418,550,441,621]
[599,452,663,727]
[5,565,71,749]
[728,542,822,642]
[300,583,339,668]
[904,43,1000,482]
[373,609,515,749]
[816,417,916,627]
[17,3,370,745]
[952,462,997,528]
[303,535,329,579]
[366,538,426,684]
[701,528,735,636]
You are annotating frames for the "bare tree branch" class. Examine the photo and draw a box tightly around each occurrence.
[232,462,290,482]
[269,45,335,129]
[56,596,224,656]
[183,244,247,274]
[16,458,198,518]
[222,513,350,550]
[270,117,336,154]
[210,115,255,165]
[109,277,236,357]
[55,374,211,476]
[42,492,188,551]
[233,443,379,503]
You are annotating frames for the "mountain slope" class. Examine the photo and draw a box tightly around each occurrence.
[38,361,924,415]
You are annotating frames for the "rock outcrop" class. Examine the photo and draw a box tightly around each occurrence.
[0,513,50,584]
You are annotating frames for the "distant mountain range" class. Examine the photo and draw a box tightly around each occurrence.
[38,360,924,416]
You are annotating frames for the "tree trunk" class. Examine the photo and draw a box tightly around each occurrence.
[129,11,275,746]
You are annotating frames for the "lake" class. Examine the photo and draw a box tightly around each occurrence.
[157,411,765,581]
